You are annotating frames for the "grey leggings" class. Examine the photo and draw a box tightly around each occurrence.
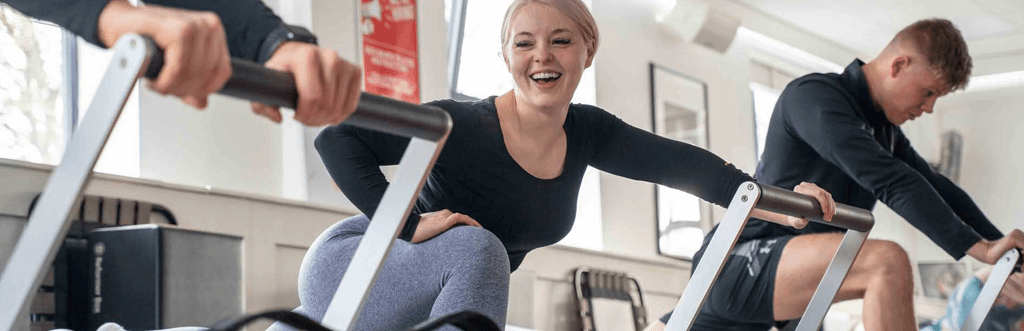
[269,215,511,331]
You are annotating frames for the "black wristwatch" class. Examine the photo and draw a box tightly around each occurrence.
[256,24,319,64]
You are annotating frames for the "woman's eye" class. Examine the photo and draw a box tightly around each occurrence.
[553,38,571,45]
[515,41,532,47]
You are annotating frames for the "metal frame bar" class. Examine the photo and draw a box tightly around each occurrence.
[664,183,759,330]
[446,0,468,99]
[0,34,154,330]
[1,32,453,331]
[62,29,79,135]
[961,249,1021,331]
[319,137,448,330]
[794,229,868,331]
[664,182,874,330]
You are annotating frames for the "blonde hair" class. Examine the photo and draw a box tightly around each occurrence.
[500,0,599,57]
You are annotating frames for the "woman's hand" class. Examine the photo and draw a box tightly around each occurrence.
[753,182,835,229]
[788,182,836,228]
[411,210,483,243]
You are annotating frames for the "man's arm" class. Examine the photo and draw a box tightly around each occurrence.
[891,129,1003,241]
[2,0,281,62]
[783,80,982,259]
[1,0,109,46]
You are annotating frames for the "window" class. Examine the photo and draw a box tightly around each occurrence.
[0,6,68,165]
[736,27,842,161]
[749,61,793,160]
[445,0,603,250]
[750,83,780,159]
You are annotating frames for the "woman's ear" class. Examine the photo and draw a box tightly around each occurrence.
[584,42,596,69]
[503,49,512,73]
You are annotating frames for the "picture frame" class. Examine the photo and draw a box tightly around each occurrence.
[918,261,971,300]
[649,63,711,260]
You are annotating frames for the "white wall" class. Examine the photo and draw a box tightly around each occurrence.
[590,0,856,259]
[902,85,1024,264]
[123,0,448,209]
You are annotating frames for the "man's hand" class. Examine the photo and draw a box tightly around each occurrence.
[967,230,1024,264]
[252,41,362,126]
[98,0,231,109]
[411,210,483,243]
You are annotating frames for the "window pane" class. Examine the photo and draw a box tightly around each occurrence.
[557,166,603,250]
[454,0,515,99]
[0,7,66,165]
[751,83,780,160]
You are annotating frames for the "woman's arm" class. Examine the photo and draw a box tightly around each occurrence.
[585,109,833,227]
[314,124,425,240]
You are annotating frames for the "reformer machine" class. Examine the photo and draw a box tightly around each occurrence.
[0,34,494,331]
[1,34,1019,331]
[663,182,1023,331]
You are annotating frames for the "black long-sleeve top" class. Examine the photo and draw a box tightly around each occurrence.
[315,97,753,271]
[733,60,1002,260]
[1,0,282,62]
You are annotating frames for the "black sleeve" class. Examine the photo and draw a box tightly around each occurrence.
[2,0,109,45]
[891,129,1003,241]
[585,108,753,208]
[784,81,982,259]
[2,0,282,61]
[314,122,423,241]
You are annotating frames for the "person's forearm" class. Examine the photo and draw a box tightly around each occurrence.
[96,0,139,47]
[140,0,282,61]
[1,0,110,45]
[752,209,789,227]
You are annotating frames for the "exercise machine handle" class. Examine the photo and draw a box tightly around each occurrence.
[139,38,451,141]
[755,183,874,232]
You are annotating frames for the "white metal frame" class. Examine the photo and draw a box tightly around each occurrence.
[320,136,448,330]
[0,34,155,330]
[665,182,871,331]
[0,33,453,331]
[961,249,1020,331]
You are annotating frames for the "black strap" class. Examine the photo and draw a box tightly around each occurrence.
[207,309,500,331]
[408,311,502,331]
[208,310,330,331]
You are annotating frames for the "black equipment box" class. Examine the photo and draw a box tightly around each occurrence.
[86,224,242,330]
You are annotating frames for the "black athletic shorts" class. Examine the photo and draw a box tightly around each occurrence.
[660,235,796,330]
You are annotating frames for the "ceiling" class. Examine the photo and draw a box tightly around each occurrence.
[730,0,1024,75]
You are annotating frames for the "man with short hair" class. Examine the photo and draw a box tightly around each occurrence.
[652,19,1024,331]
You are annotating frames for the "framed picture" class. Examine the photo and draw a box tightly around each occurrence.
[650,63,711,260]
[918,261,971,300]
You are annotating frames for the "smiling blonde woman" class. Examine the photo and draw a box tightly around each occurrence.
[283,1,835,329]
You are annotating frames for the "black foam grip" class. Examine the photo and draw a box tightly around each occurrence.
[756,183,874,232]
[140,38,450,140]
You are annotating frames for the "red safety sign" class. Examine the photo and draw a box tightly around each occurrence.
[360,0,420,104]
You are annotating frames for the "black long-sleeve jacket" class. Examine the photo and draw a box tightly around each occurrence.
[735,60,1002,260]
[1,0,282,62]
